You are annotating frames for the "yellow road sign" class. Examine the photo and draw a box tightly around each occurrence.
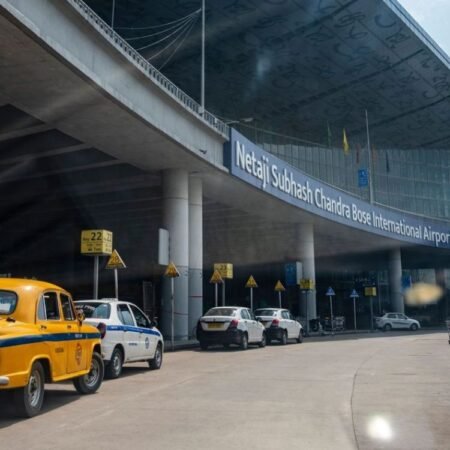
[81,229,113,255]
[245,275,258,289]
[209,270,223,284]
[164,262,180,278]
[214,263,233,279]
[364,287,377,297]
[105,249,126,269]
[299,279,315,290]
[274,280,286,292]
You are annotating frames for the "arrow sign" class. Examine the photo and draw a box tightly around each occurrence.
[209,270,223,284]
[326,287,335,296]
[274,280,285,292]
[105,249,126,270]
[350,289,359,298]
[245,275,258,289]
[164,261,180,278]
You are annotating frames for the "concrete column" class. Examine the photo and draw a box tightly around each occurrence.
[188,177,203,338]
[389,248,403,313]
[161,169,189,340]
[295,223,316,320]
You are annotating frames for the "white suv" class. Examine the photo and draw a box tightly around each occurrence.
[376,313,421,331]
[254,308,303,344]
[197,306,266,350]
[75,299,164,378]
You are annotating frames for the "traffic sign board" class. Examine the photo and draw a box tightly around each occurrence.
[209,270,223,284]
[164,262,180,278]
[105,249,126,269]
[81,229,113,256]
[300,279,315,290]
[214,263,233,279]
[245,275,258,289]
[326,287,335,296]
[350,289,359,298]
[274,280,285,292]
[364,287,377,297]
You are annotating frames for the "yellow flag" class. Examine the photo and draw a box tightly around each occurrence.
[343,129,349,155]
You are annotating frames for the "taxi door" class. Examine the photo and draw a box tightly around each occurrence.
[36,291,68,379]
[129,304,155,359]
[117,303,140,361]
[60,293,88,373]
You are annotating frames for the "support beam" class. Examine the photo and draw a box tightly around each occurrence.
[389,248,403,313]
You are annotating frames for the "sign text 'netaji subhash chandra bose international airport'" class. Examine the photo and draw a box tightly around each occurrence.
[224,129,450,249]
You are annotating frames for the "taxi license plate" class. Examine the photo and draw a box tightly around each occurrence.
[208,323,222,329]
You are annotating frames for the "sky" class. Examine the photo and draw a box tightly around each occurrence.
[398,0,450,57]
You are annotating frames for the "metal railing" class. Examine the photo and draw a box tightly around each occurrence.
[66,0,229,138]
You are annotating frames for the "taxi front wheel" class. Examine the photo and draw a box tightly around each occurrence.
[73,352,104,395]
[14,361,45,418]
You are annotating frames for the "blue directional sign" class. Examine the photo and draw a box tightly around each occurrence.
[326,287,335,296]
[358,169,368,187]
[350,289,359,298]
[284,263,297,287]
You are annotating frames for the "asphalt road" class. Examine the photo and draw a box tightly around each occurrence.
[1,331,449,450]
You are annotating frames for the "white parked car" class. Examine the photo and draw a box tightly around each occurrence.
[75,299,164,378]
[196,306,266,350]
[254,308,303,344]
[376,313,421,331]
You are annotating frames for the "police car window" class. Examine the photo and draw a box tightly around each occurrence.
[241,309,250,320]
[117,304,135,326]
[60,294,75,320]
[43,292,60,320]
[281,311,290,319]
[77,302,111,319]
[130,304,150,328]
[0,290,17,315]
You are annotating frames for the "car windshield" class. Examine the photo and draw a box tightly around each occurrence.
[255,309,277,316]
[0,290,17,315]
[75,302,111,319]
[204,308,237,317]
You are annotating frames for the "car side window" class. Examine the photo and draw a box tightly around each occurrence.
[241,309,249,320]
[60,294,75,321]
[117,304,135,326]
[39,292,60,320]
[281,311,289,320]
[130,305,150,328]
[387,313,396,319]
[289,312,295,320]
[248,310,256,320]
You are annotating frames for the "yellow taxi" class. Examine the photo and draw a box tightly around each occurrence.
[0,279,104,417]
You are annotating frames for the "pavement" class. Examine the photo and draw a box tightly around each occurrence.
[1,331,449,450]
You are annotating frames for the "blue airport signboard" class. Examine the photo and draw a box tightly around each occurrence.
[358,169,368,187]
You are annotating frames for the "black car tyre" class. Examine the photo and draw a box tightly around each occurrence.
[73,352,104,395]
[383,323,392,332]
[105,347,123,379]
[240,332,248,350]
[410,323,418,331]
[258,332,266,348]
[280,330,288,345]
[14,361,45,418]
[296,330,303,343]
[148,343,163,370]
[200,341,209,350]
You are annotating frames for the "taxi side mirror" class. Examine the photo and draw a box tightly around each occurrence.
[77,311,85,324]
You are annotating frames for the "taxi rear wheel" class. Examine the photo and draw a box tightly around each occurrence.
[105,347,123,379]
[240,332,248,350]
[148,343,163,370]
[296,330,303,343]
[73,352,104,395]
[280,330,288,345]
[14,361,45,418]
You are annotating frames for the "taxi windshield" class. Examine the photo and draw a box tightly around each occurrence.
[0,290,18,315]
[76,302,111,319]
[255,309,277,316]
[204,308,237,317]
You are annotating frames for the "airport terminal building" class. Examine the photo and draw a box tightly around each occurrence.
[0,0,449,338]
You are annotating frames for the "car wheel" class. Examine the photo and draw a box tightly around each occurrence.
[258,332,266,348]
[383,323,392,332]
[14,361,45,418]
[410,323,418,331]
[296,330,303,343]
[240,332,248,350]
[200,341,209,350]
[148,343,163,370]
[73,352,104,395]
[280,330,288,345]
[105,347,123,379]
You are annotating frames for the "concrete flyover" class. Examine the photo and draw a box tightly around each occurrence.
[0,0,449,339]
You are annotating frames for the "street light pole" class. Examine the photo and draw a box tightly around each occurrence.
[200,0,205,113]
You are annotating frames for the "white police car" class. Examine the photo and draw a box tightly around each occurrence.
[254,308,303,344]
[75,299,163,378]
[376,313,421,331]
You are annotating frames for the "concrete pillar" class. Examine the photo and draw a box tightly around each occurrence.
[188,177,203,338]
[295,223,316,320]
[161,169,189,340]
[389,248,403,313]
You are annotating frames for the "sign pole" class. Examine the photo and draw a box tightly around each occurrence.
[250,287,253,310]
[222,280,226,306]
[278,291,282,308]
[329,294,334,335]
[353,296,357,330]
[209,270,223,307]
[114,268,119,299]
[93,255,99,300]
[305,290,309,336]
[370,295,374,332]
[171,277,175,351]
[215,283,218,307]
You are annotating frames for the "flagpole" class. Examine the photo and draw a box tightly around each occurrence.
[365,109,374,204]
